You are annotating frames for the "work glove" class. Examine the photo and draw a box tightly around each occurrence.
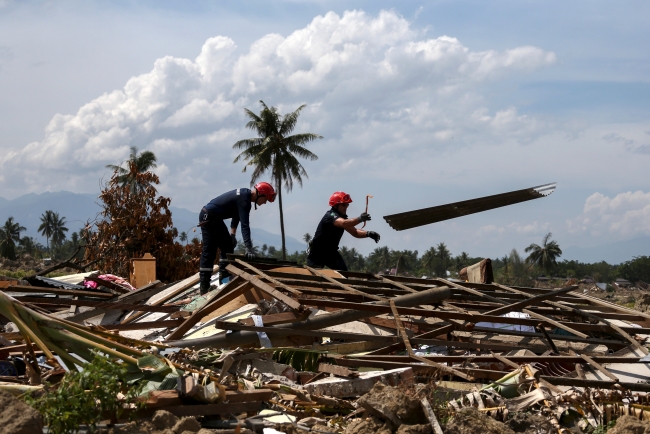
[230,234,237,249]
[245,247,256,260]
[367,231,380,243]
[359,213,371,222]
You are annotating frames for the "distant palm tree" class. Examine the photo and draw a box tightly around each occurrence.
[369,246,392,273]
[106,146,158,194]
[233,101,322,260]
[50,213,68,247]
[435,242,452,277]
[303,233,312,244]
[0,217,27,260]
[180,231,188,245]
[421,247,437,277]
[525,232,562,275]
[20,236,38,256]
[454,251,470,272]
[38,210,56,251]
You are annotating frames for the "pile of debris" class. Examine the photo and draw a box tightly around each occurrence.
[2,254,650,433]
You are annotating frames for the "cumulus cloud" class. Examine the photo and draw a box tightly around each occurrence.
[568,191,650,237]
[0,9,557,200]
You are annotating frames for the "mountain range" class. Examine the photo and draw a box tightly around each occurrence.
[0,191,646,264]
[0,191,306,253]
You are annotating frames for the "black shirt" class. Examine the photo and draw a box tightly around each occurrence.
[204,188,253,249]
[308,208,346,258]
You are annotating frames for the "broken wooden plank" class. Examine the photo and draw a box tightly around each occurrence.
[495,283,648,354]
[437,279,590,339]
[580,353,619,382]
[164,278,249,341]
[421,397,444,434]
[239,310,310,327]
[305,265,385,301]
[318,363,359,377]
[101,320,184,331]
[214,322,401,343]
[484,285,577,316]
[12,297,179,313]
[121,268,215,325]
[226,265,304,312]
[234,259,303,296]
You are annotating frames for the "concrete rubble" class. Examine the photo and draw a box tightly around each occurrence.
[2,254,650,433]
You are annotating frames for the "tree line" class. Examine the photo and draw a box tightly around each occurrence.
[0,211,84,261]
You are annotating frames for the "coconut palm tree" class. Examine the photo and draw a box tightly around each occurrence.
[38,210,56,251]
[303,233,312,244]
[233,101,322,260]
[421,247,437,277]
[525,232,562,275]
[0,217,27,260]
[368,246,392,273]
[435,242,452,277]
[179,232,188,245]
[50,212,69,247]
[106,146,158,195]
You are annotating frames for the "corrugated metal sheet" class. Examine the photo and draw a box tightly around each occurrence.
[25,275,88,290]
[383,182,556,231]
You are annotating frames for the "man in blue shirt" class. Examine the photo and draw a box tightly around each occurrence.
[307,191,380,271]
[198,182,276,294]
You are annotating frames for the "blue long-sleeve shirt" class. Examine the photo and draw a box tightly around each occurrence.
[204,188,253,249]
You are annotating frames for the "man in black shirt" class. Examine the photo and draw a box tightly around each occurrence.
[306,191,380,271]
[198,182,276,294]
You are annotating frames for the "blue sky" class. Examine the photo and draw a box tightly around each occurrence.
[0,1,649,262]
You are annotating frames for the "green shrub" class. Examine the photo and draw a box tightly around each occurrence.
[25,355,143,434]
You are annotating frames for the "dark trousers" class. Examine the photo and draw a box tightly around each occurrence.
[306,250,348,271]
[199,209,234,286]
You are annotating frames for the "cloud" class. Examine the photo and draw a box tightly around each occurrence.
[603,132,650,154]
[568,191,650,237]
[0,9,557,200]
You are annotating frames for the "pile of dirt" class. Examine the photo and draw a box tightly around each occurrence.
[607,416,650,434]
[98,410,212,434]
[0,389,44,434]
[507,412,555,434]
[444,408,514,434]
[356,382,428,427]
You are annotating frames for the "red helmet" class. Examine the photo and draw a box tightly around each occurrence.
[254,182,276,202]
[329,191,353,207]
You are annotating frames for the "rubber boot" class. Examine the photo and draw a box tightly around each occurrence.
[218,259,231,285]
[200,281,211,296]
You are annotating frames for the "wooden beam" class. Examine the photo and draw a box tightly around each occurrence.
[495,283,648,354]
[214,321,400,343]
[304,265,384,301]
[5,285,115,298]
[227,265,304,312]
[437,279,590,339]
[121,268,215,324]
[164,279,249,341]
[103,319,184,331]
[484,285,577,316]
[239,310,310,327]
[12,297,179,313]
[234,259,303,296]
[375,275,418,293]
[580,354,619,382]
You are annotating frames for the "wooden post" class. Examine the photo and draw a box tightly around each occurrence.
[131,253,156,289]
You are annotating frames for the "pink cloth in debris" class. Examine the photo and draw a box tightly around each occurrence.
[83,274,136,291]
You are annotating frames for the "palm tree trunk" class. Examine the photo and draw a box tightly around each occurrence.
[277,181,287,261]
